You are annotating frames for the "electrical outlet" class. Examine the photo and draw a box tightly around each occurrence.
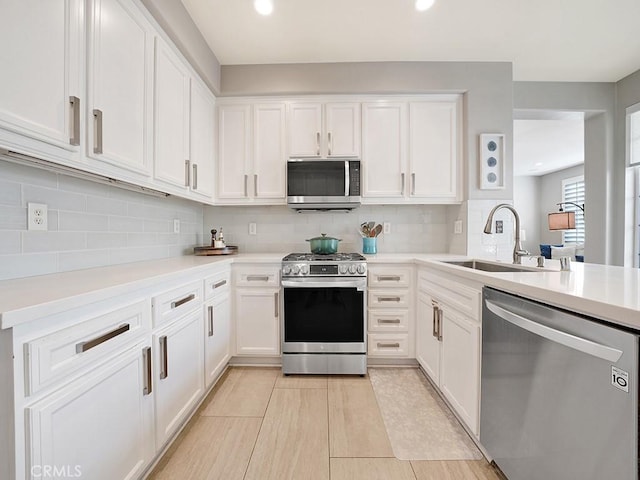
[173,219,180,234]
[454,220,463,234]
[383,222,391,234]
[495,220,503,234]
[28,203,48,231]
[249,222,257,235]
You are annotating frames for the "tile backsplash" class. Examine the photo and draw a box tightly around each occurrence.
[203,204,455,254]
[0,160,204,280]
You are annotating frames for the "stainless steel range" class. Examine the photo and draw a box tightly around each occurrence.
[281,252,367,375]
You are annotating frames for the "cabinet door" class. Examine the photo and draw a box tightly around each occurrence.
[0,0,83,151]
[288,103,322,157]
[409,101,459,200]
[235,288,280,356]
[154,309,204,447]
[26,342,154,480]
[217,104,251,199]
[325,103,361,157]
[190,79,216,198]
[416,292,440,385]
[204,296,231,388]
[153,38,190,190]
[362,102,406,198]
[253,104,286,199]
[440,307,480,435]
[87,0,152,176]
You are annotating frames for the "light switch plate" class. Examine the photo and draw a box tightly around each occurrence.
[173,219,180,233]
[383,222,391,234]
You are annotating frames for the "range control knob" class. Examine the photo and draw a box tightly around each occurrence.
[282,265,291,275]
[339,264,348,274]
[348,264,357,274]
[291,265,300,275]
[357,264,366,275]
[300,265,309,275]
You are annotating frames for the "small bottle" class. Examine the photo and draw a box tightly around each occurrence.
[215,228,225,248]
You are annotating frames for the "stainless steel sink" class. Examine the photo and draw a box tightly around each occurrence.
[440,260,541,273]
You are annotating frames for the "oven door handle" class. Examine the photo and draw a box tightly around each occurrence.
[281,280,366,290]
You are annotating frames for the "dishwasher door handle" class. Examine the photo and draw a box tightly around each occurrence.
[485,300,623,362]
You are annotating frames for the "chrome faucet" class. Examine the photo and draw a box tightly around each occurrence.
[483,204,529,264]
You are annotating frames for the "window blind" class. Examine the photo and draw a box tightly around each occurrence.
[629,108,640,165]
[562,176,585,244]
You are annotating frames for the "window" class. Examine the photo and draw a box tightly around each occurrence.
[628,102,640,166]
[562,175,585,244]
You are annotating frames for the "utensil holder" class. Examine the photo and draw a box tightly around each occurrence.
[363,237,377,254]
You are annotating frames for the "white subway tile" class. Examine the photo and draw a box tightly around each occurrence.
[0,161,57,188]
[23,185,87,212]
[59,211,108,232]
[108,216,145,233]
[0,253,58,280]
[0,231,21,254]
[87,232,128,249]
[86,195,128,215]
[0,181,21,206]
[23,231,86,253]
[58,250,110,272]
[0,206,27,230]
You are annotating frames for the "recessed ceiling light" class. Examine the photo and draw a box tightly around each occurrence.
[254,0,273,15]
[415,0,435,11]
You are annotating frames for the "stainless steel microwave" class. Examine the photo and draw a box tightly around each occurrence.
[286,158,361,211]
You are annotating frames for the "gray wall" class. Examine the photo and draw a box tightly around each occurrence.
[140,0,221,94]
[513,175,541,254]
[616,69,640,168]
[220,62,514,203]
[514,82,616,265]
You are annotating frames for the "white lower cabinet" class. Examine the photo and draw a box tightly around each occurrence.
[26,341,154,480]
[234,287,280,356]
[416,268,482,436]
[153,308,204,448]
[204,295,231,388]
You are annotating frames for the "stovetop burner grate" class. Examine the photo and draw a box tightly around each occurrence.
[282,252,366,262]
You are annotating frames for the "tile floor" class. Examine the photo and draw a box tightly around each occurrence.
[149,367,502,480]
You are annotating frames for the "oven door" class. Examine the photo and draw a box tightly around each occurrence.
[281,277,366,353]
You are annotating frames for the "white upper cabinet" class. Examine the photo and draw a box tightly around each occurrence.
[217,102,286,203]
[153,39,215,200]
[0,0,83,156]
[87,0,153,177]
[288,102,360,158]
[409,100,461,201]
[362,102,407,198]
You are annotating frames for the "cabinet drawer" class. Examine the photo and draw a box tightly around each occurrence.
[368,289,410,308]
[204,269,230,301]
[233,265,280,287]
[368,266,412,288]
[367,333,409,357]
[153,281,203,327]
[418,270,481,321]
[25,299,151,397]
[368,310,409,332]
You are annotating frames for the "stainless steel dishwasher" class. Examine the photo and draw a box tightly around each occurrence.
[481,287,639,480]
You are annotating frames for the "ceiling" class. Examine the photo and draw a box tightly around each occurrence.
[514,115,584,176]
[181,0,640,82]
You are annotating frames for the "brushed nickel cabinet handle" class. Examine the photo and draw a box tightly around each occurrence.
[437,308,443,341]
[143,346,152,395]
[75,323,130,353]
[244,174,248,197]
[328,132,332,156]
[379,318,401,324]
[377,342,400,348]
[247,275,269,282]
[92,109,103,154]
[159,335,168,379]
[208,305,214,337]
[378,275,401,282]
[401,173,405,196]
[184,160,191,187]
[432,303,439,339]
[192,163,198,190]
[69,96,80,146]
[378,296,401,302]
[254,174,258,197]
[411,173,416,195]
[212,279,227,289]
[171,293,195,309]
[316,131,320,156]
[274,292,279,318]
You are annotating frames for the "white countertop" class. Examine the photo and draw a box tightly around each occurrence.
[1,252,639,331]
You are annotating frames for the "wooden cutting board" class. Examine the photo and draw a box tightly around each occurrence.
[193,245,238,256]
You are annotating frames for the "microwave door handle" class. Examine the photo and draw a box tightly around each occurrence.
[344,161,350,196]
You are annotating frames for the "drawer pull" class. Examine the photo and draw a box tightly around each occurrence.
[378,275,401,281]
[274,292,279,318]
[208,305,214,337]
[212,279,227,289]
[160,335,168,379]
[247,275,269,282]
[143,347,152,396]
[377,342,400,348]
[171,293,195,309]
[75,323,130,353]
[378,296,401,302]
[379,318,401,324]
